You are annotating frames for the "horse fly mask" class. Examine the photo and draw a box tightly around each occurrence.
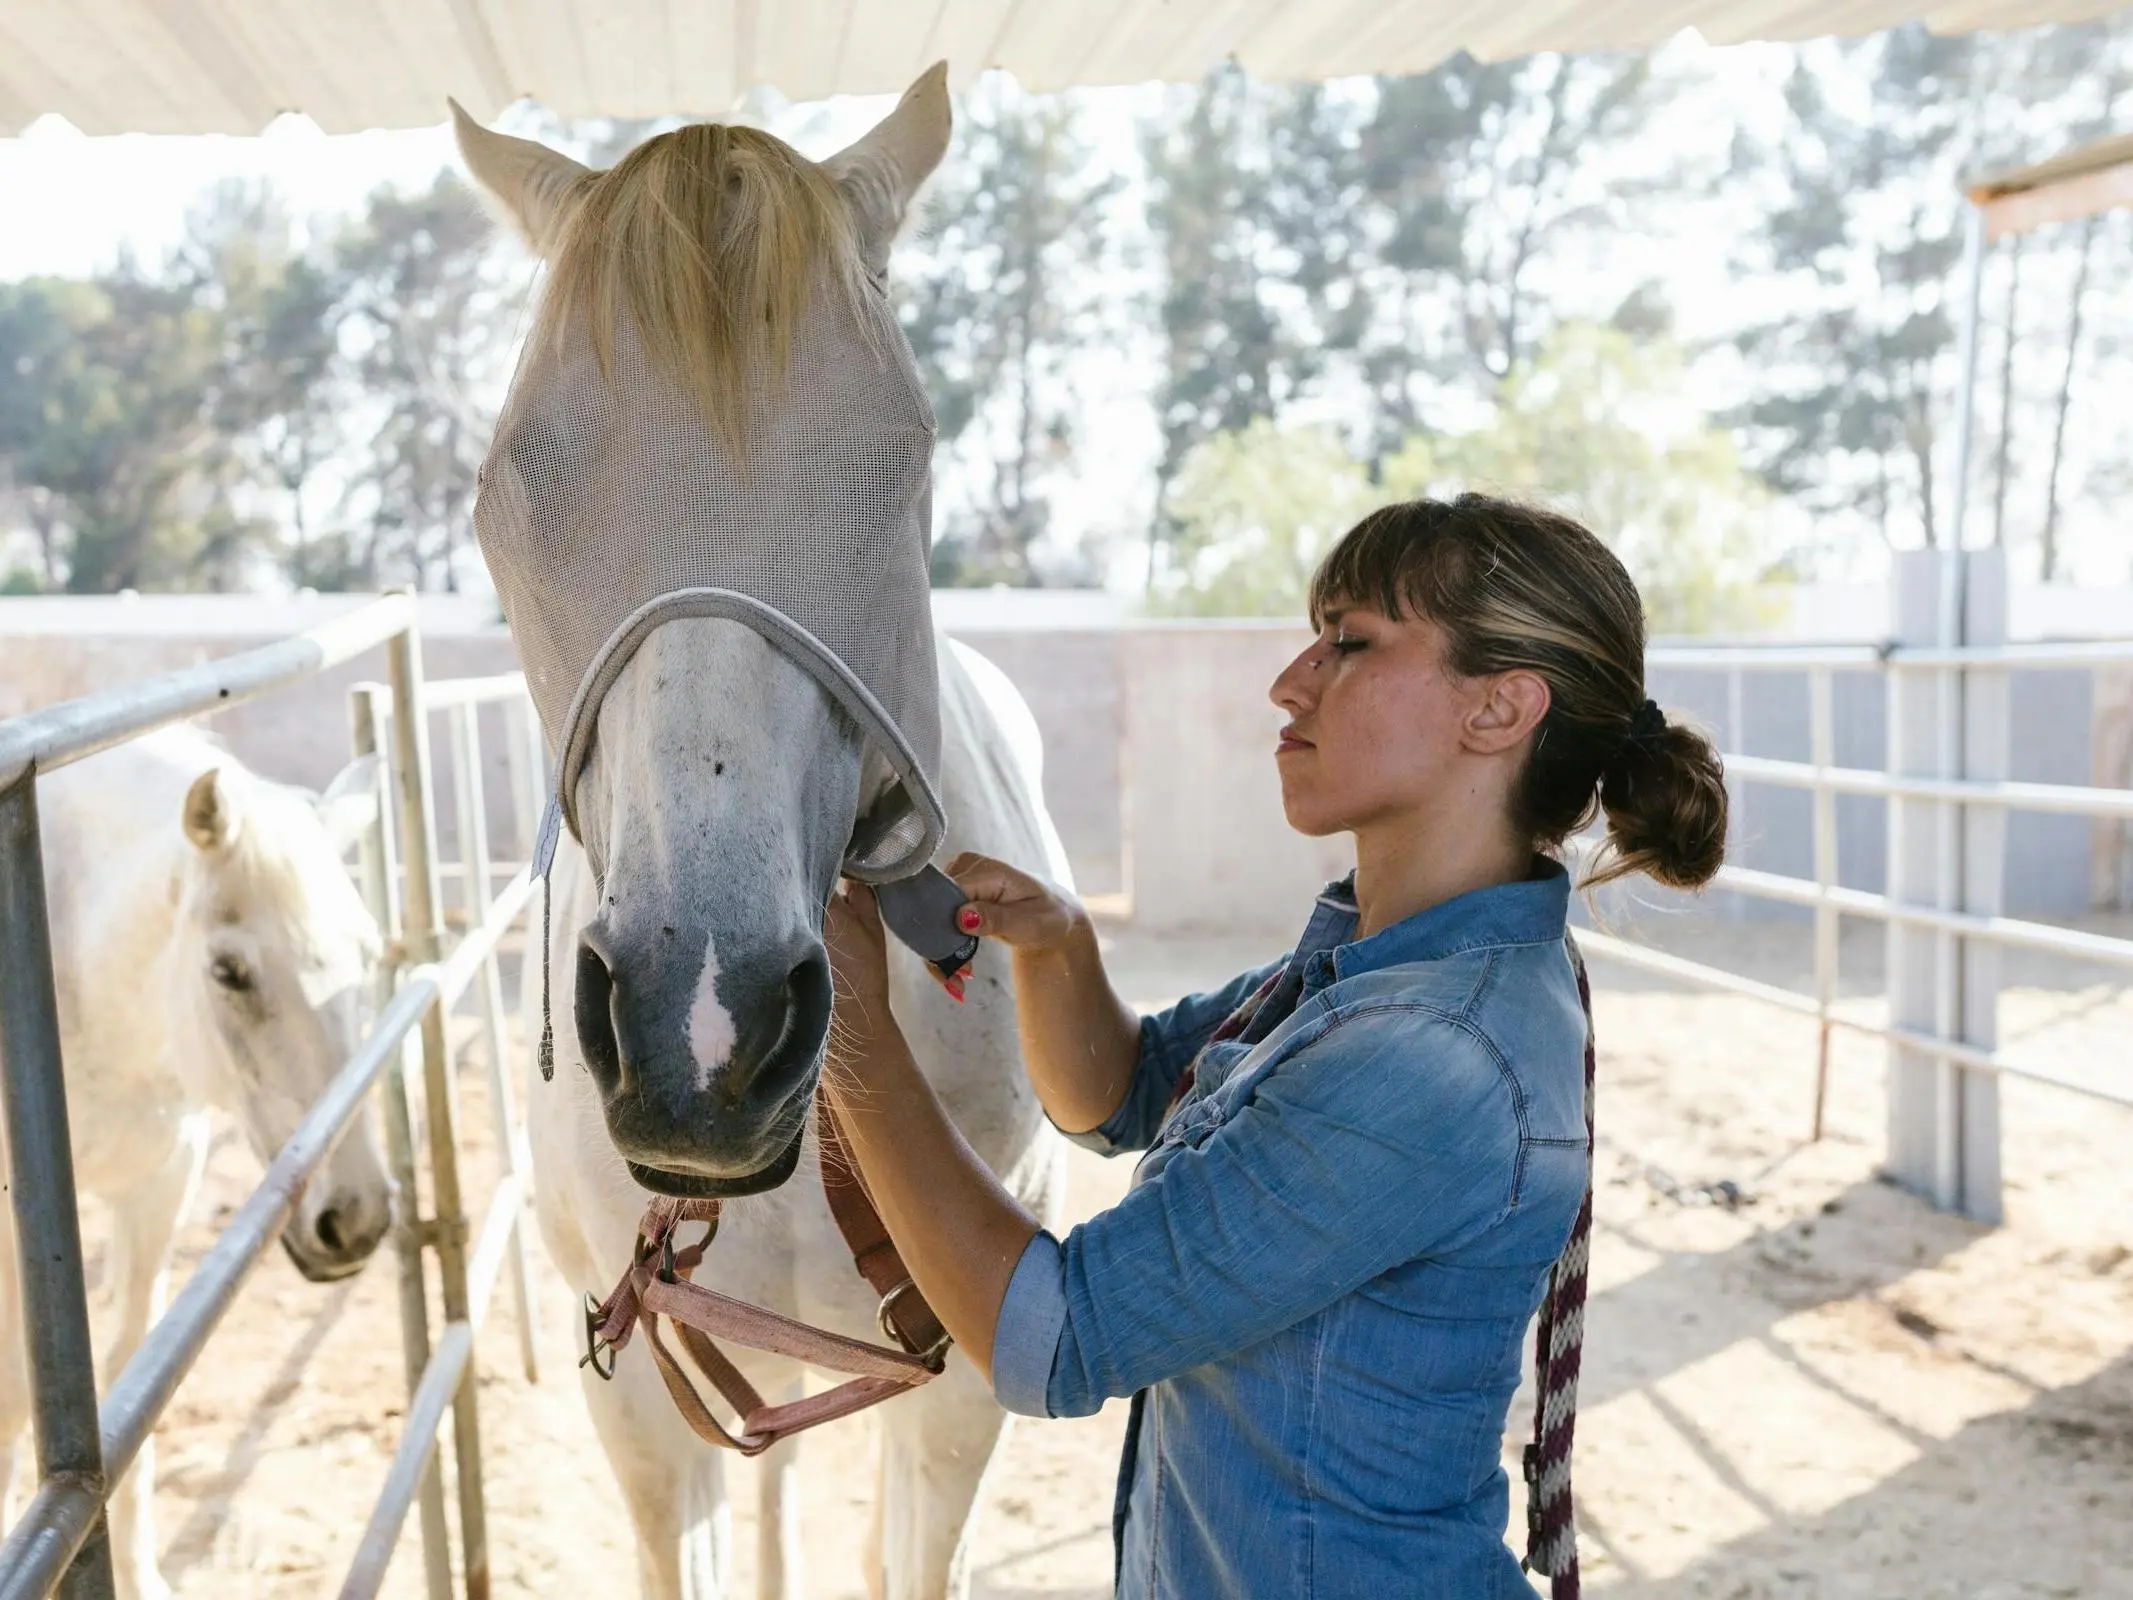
[474,271,957,1079]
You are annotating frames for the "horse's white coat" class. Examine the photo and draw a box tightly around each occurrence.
[530,636,1070,1600]
[7,727,392,1600]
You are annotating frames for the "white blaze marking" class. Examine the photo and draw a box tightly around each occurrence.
[687,942,738,1091]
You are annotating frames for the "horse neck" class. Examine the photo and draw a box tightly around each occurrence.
[883,638,1059,1151]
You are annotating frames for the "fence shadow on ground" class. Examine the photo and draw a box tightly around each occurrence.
[158,1278,356,1581]
[1578,1174,1979,1416]
[1594,1346,2133,1597]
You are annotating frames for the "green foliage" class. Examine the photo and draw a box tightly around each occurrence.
[1140,52,1681,590]
[1729,18,2133,565]
[334,175,515,593]
[900,83,1118,587]
[1151,325,1783,633]
[1147,422,1378,617]
[0,270,268,592]
[1398,326,1786,634]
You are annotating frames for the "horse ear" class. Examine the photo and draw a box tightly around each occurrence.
[820,61,952,272]
[316,754,382,857]
[183,768,240,853]
[450,98,592,256]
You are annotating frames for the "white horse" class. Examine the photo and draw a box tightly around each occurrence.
[9,725,395,1599]
[454,68,1071,1600]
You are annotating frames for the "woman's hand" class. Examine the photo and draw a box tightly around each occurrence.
[943,852,1085,953]
[824,880,899,1053]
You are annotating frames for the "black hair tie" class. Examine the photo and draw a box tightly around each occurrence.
[1617,698,1666,759]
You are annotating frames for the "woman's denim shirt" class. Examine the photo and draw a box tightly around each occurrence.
[992,864,1589,1599]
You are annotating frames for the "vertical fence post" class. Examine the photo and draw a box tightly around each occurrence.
[1887,551,1956,1206]
[387,622,493,1600]
[0,776,117,1600]
[1809,668,1839,1140]
[1728,665,1747,921]
[1886,550,2006,1221]
[350,687,454,1600]
[448,704,541,1383]
[1958,552,2008,1223]
[503,698,543,863]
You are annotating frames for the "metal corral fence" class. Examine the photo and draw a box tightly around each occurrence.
[0,595,546,1599]
[1579,603,2133,1226]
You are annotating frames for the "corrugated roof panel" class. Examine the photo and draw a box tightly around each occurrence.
[568,0,675,118]
[838,0,951,95]
[995,0,1146,92]
[749,0,858,105]
[477,0,567,117]
[1119,0,1289,85]
[664,0,745,117]
[920,0,1022,86]
[197,0,366,132]
[1,0,2123,136]
[16,0,218,134]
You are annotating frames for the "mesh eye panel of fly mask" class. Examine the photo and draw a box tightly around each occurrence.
[476,263,945,887]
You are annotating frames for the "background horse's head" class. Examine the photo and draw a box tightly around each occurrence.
[169,758,393,1281]
[455,68,951,1196]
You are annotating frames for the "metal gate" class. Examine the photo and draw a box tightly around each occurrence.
[0,596,545,1599]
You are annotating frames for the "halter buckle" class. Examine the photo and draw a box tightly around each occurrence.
[876,1277,951,1370]
[580,1292,618,1381]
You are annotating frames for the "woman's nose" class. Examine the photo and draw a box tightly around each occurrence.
[1269,642,1323,713]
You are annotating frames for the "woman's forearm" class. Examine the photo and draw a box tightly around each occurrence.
[1011,914,1143,1135]
[824,1033,1038,1385]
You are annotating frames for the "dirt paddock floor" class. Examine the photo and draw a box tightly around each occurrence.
[25,917,2133,1598]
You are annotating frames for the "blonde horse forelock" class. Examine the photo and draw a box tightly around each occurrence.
[537,122,865,460]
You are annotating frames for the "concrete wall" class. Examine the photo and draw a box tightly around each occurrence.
[1119,625,1352,935]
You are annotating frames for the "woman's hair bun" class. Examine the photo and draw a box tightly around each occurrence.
[1594,717,1728,890]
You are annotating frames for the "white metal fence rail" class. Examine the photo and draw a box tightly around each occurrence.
[0,597,544,1600]
[1582,614,2133,1225]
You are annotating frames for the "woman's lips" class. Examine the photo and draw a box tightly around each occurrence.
[1277,727,1315,755]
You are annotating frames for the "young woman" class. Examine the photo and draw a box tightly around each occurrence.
[823,495,1727,1597]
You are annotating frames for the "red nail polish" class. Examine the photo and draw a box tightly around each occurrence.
[957,907,980,933]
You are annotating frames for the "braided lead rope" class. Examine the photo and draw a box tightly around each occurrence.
[1525,933,1596,1597]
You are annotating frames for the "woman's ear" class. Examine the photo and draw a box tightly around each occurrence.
[1463,670,1551,754]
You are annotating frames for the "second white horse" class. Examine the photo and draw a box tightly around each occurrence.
[11,727,394,1599]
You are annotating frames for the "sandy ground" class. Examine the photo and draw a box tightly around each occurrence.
[26,915,2133,1598]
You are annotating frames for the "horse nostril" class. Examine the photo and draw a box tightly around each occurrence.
[787,950,830,1050]
[316,1209,345,1255]
[575,938,622,1087]
[722,947,830,1102]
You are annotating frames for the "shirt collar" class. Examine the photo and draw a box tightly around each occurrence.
[1292,859,1571,992]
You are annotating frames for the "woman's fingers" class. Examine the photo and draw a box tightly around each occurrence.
[943,855,1077,952]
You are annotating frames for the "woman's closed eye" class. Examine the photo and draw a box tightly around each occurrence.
[1330,632,1368,655]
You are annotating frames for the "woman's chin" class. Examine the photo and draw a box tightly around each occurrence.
[1277,793,1347,839]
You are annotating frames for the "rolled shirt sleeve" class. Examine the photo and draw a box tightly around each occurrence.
[989,1232,1069,1418]
[1001,1004,1525,1420]
[1058,957,1287,1157]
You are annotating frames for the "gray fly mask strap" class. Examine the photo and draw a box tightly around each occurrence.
[522,589,950,1081]
[530,587,946,884]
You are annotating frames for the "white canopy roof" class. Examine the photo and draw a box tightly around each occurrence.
[3,0,2126,136]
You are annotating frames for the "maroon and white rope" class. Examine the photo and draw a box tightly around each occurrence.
[1525,934,1596,1597]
